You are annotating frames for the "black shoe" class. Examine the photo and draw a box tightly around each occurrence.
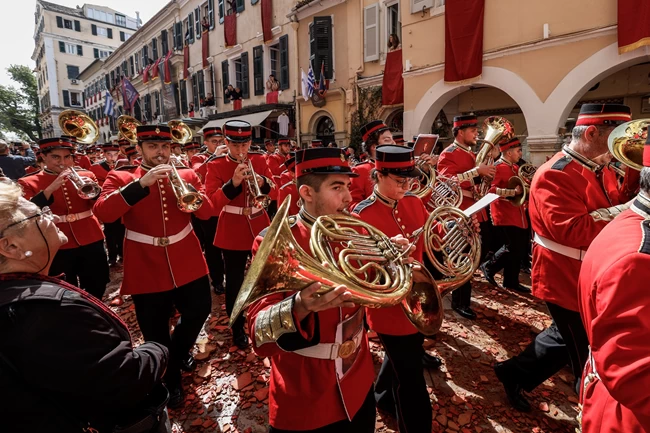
[506,283,531,294]
[494,362,531,412]
[422,352,443,370]
[167,385,185,409]
[180,352,196,372]
[520,267,531,275]
[233,331,250,350]
[453,305,477,320]
[480,263,501,288]
[108,258,117,267]
[212,284,225,295]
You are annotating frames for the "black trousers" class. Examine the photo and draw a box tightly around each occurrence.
[49,240,109,300]
[484,225,528,288]
[375,333,432,433]
[451,219,493,309]
[500,302,589,394]
[192,216,225,290]
[222,249,250,337]
[131,275,212,388]
[268,389,376,433]
[103,220,125,262]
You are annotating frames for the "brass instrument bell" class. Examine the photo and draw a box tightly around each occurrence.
[608,119,648,172]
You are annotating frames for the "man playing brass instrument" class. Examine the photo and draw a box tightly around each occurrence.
[94,124,214,408]
[18,136,109,300]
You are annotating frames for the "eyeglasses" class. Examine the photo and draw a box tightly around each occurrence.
[0,206,54,238]
[388,175,416,189]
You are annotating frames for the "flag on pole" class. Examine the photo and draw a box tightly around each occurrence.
[318,61,327,95]
[104,91,115,117]
[301,68,310,101]
[306,64,315,99]
[121,78,140,112]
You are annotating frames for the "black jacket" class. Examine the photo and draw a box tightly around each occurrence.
[0,274,168,432]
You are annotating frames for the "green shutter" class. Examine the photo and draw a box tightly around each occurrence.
[312,16,333,80]
[59,41,65,52]
[107,28,113,39]
[208,0,215,29]
[77,45,83,56]
[94,48,99,59]
[236,0,245,13]
[253,46,264,96]
[279,35,289,90]
[56,16,63,28]
[74,20,81,31]
[62,90,70,107]
[91,24,97,35]
[221,60,229,103]
[241,52,249,99]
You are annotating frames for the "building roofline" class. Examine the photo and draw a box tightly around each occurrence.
[78,58,105,80]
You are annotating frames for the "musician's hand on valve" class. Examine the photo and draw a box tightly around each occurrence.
[477,163,496,179]
[294,283,355,321]
[420,154,439,167]
[139,164,172,187]
[390,234,416,264]
[232,163,249,187]
[44,169,71,199]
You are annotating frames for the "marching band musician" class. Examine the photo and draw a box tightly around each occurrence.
[247,147,377,433]
[349,120,394,209]
[18,136,109,300]
[480,137,531,293]
[277,156,300,215]
[353,144,435,433]
[204,120,273,349]
[170,141,186,166]
[91,143,125,267]
[115,138,134,168]
[310,139,324,148]
[184,140,202,161]
[266,138,292,183]
[73,145,93,170]
[494,104,633,412]
[437,114,496,320]
[93,124,214,408]
[191,127,225,182]
[577,136,650,433]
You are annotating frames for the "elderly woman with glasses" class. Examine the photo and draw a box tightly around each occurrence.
[0,179,171,432]
[353,145,436,433]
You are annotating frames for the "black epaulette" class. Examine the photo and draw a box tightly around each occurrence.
[639,220,650,255]
[551,155,572,171]
[19,169,42,178]
[352,195,376,214]
[444,145,457,153]
[115,165,137,171]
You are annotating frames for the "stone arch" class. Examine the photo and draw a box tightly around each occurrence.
[407,66,544,139]
[307,109,337,134]
[542,42,650,136]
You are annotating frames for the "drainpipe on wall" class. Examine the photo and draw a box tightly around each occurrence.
[290,19,302,145]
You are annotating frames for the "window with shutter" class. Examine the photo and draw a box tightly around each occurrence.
[188,12,195,43]
[161,30,169,54]
[135,53,140,72]
[107,28,113,39]
[252,0,259,5]
[62,90,70,107]
[142,46,149,66]
[56,16,63,28]
[218,0,224,23]
[191,74,199,108]
[91,24,97,35]
[105,74,110,89]
[176,22,183,50]
[94,48,99,59]
[67,65,79,79]
[236,0,245,13]
[180,79,188,113]
[130,57,135,76]
[74,20,81,31]
[279,35,289,90]
[172,83,180,115]
[310,17,333,80]
[208,0,215,29]
[77,45,83,56]
[410,0,433,14]
[364,4,379,62]
[195,8,201,39]
[240,52,249,99]
[221,60,229,102]
[110,71,115,87]
[59,41,65,53]
[198,70,205,100]
[253,46,264,96]
[152,38,158,60]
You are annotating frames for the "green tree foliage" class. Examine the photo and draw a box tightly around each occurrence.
[0,65,41,141]
[349,85,383,152]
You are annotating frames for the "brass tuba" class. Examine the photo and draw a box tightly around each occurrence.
[474,116,515,200]
[608,119,648,173]
[58,110,101,199]
[168,120,193,145]
[117,115,141,144]
[230,196,444,336]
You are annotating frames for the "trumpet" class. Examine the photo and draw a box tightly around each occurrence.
[239,153,271,209]
[64,166,101,199]
[167,162,203,212]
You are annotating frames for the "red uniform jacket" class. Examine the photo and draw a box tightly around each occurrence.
[18,168,104,250]
[354,192,427,336]
[93,165,212,295]
[74,154,92,170]
[279,170,292,187]
[247,216,375,430]
[578,200,650,433]
[437,142,487,222]
[529,151,618,312]
[190,151,214,182]
[204,152,272,250]
[349,161,374,210]
[489,159,528,229]
[266,152,288,178]
[277,181,300,216]
[90,160,114,186]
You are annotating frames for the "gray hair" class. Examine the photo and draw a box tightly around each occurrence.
[571,125,613,141]
[640,167,650,196]
[0,180,27,268]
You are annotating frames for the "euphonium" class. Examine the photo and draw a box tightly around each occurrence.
[230,196,444,336]
[59,109,99,145]
[167,163,203,212]
[117,115,141,144]
[65,166,101,199]
[608,119,648,173]
[239,152,271,209]
[474,116,515,200]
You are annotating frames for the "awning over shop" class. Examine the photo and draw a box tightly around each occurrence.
[200,110,273,134]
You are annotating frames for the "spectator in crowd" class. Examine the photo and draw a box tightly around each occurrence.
[203,93,215,107]
[388,33,401,52]
[225,84,242,102]
[0,180,171,432]
[188,103,195,118]
[0,140,36,180]
[266,74,279,92]
[202,16,210,31]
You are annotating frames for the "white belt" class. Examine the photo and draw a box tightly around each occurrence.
[462,189,474,198]
[533,233,587,261]
[125,223,193,247]
[293,328,364,360]
[222,204,264,216]
[54,210,93,224]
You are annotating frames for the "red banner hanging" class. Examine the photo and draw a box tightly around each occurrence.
[444,0,485,83]
[202,30,210,68]
[618,0,650,53]
[261,0,273,43]
[151,58,161,80]
[143,65,151,84]
[225,14,237,47]
[183,45,190,80]
[163,51,173,84]
[382,49,404,106]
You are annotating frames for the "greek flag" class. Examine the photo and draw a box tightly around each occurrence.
[301,64,315,101]
[104,91,115,117]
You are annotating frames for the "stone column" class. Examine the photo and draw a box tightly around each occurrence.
[526,134,561,166]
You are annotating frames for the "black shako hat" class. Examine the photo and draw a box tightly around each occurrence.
[294,147,358,178]
[375,145,421,178]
